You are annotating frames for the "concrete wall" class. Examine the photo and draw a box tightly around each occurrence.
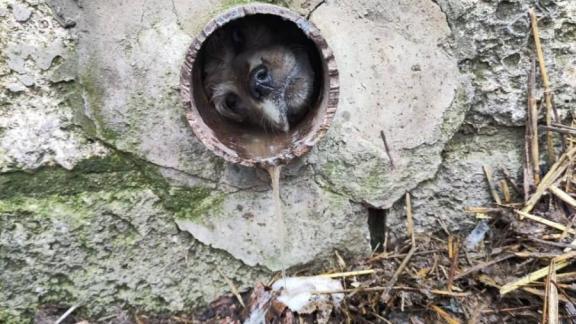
[0,0,575,320]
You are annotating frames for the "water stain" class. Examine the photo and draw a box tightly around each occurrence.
[266,165,287,284]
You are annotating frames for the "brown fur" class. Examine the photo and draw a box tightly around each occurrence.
[202,21,315,132]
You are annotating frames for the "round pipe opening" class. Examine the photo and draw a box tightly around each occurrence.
[180,4,339,167]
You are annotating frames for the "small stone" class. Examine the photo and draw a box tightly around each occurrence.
[6,83,27,93]
[18,74,35,87]
[13,3,32,22]
[48,59,77,83]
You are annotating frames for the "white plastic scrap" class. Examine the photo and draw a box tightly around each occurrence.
[271,276,344,313]
[244,286,273,324]
[464,220,490,250]
[244,307,266,324]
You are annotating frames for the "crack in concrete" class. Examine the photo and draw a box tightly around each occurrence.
[92,137,217,185]
[170,0,184,31]
[430,0,452,32]
[88,134,288,197]
[306,0,326,20]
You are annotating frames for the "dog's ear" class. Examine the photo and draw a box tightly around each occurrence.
[231,27,244,53]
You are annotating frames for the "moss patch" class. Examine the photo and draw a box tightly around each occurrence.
[0,309,30,324]
[167,187,225,221]
[0,148,223,224]
[0,154,144,200]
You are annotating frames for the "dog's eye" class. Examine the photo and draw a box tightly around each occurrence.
[255,66,269,82]
[224,93,241,113]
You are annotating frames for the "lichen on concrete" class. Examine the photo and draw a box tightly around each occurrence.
[0,189,268,319]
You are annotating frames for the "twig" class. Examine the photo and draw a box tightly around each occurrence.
[552,122,576,130]
[55,304,81,324]
[319,269,375,278]
[429,304,462,324]
[500,251,576,295]
[216,267,246,308]
[500,180,512,203]
[368,249,441,262]
[522,147,576,214]
[528,56,541,185]
[514,251,563,258]
[500,259,569,295]
[380,193,416,303]
[549,185,576,209]
[522,287,571,303]
[447,236,459,292]
[528,237,576,249]
[380,130,395,169]
[544,257,551,324]
[312,286,470,297]
[541,125,576,137]
[481,305,539,314]
[501,168,524,197]
[465,207,502,213]
[483,165,502,204]
[548,260,559,324]
[516,210,576,234]
[454,253,515,280]
[530,8,556,163]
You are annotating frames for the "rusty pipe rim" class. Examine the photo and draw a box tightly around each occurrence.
[180,3,339,168]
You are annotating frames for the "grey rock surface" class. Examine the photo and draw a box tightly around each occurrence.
[177,176,368,270]
[38,0,464,271]
[1,0,575,320]
[0,188,268,317]
[401,128,525,231]
[12,2,31,22]
[436,0,576,127]
[308,0,468,208]
[0,0,108,172]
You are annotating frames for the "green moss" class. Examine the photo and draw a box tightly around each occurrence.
[0,149,224,223]
[38,275,77,306]
[0,154,146,200]
[162,186,225,221]
[74,153,136,173]
[162,186,211,211]
[362,163,388,190]
[318,159,390,199]
[0,195,89,229]
[0,179,229,320]
[0,309,30,324]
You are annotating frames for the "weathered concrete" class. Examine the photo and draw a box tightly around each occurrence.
[176,0,466,270]
[1,0,576,321]
[28,0,464,271]
[436,0,576,127]
[308,0,468,207]
[394,128,525,232]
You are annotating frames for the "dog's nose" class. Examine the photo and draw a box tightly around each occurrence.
[249,65,273,100]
